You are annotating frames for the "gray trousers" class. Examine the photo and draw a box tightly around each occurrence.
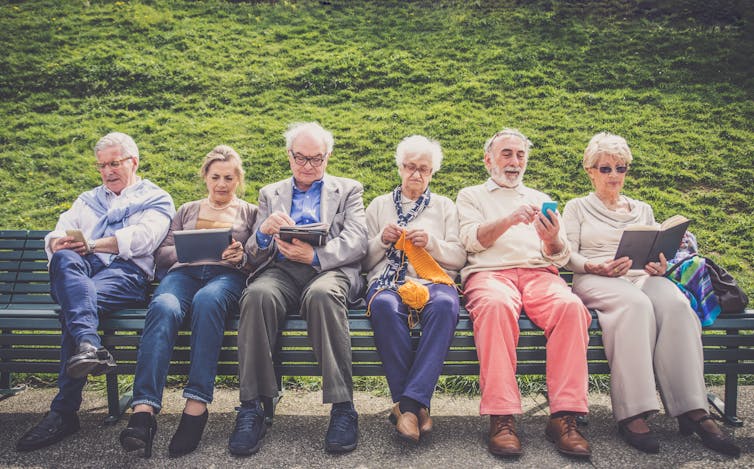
[572,273,707,421]
[238,260,353,404]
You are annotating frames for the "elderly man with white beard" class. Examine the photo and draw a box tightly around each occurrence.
[455,129,592,459]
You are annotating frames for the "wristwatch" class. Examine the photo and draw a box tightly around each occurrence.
[87,239,96,253]
[235,253,248,270]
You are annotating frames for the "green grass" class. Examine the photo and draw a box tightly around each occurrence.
[2,0,753,395]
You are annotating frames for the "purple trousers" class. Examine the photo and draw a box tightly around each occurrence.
[367,283,459,408]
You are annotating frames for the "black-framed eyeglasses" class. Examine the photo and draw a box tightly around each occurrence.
[595,165,628,174]
[402,163,432,176]
[94,156,133,170]
[290,151,326,167]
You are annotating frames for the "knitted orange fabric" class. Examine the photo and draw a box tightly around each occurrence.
[394,231,455,286]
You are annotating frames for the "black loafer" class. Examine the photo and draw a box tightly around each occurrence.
[618,421,660,454]
[66,341,116,379]
[678,413,740,457]
[16,411,80,452]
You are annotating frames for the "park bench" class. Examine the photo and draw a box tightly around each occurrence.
[1,229,753,427]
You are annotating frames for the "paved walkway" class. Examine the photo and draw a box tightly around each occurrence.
[0,385,751,468]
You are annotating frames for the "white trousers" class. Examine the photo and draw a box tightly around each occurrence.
[572,273,707,421]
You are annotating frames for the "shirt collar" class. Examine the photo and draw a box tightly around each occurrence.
[103,176,143,197]
[484,177,527,194]
[291,177,324,194]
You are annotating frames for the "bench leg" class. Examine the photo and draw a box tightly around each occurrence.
[707,328,744,427]
[707,382,743,427]
[103,372,132,425]
[707,376,744,427]
[0,370,26,397]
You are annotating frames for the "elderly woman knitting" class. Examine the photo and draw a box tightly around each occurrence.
[362,135,466,443]
[562,132,739,457]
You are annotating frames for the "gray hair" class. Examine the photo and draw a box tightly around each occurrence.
[483,128,533,155]
[93,132,139,161]
[199,145,245,195]
[395,135,443,175]
[583,132,633,170]
[284,122,334,155]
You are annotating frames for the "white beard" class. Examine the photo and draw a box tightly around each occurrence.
[490,163,525,188]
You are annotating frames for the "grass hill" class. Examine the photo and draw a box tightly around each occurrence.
[1,0,752,295]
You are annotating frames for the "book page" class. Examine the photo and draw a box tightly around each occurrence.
[660,214,689,230]
[622,224,657,232]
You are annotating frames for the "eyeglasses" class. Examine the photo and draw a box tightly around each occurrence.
[402,163,432,176]
[290,152,326,167]
[94,156,133,170]
[595,165,628,174]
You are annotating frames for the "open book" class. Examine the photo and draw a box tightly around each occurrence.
[278,222,329,246]
[614,215,691,269]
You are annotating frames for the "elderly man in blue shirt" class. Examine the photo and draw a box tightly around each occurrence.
[229,122,367,456]
[16,132,175,452]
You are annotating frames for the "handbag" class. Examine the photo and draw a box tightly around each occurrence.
[703,256,749,313]
[667,254,748,317]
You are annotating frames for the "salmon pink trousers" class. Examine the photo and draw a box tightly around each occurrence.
[464,267,591,416]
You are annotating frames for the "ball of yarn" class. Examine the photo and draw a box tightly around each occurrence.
[397,280,430,310]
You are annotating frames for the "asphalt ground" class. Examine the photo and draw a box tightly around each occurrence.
[1,385,751,468]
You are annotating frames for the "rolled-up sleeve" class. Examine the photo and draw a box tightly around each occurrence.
[115,208,172,260]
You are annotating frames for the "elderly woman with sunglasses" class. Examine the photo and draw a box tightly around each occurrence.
[561,132,739,457]
[362,135,466,444]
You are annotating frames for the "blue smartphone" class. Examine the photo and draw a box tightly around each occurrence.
[541,201,558,221]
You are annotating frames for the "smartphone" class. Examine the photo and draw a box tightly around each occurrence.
[541,201,558,222]
[65,229,88,244]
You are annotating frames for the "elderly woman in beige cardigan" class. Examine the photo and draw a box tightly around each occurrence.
[562,132,738,457]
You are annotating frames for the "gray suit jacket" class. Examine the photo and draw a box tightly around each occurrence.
[245,174,367,304]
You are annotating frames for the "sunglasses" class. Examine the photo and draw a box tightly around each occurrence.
[595,165,628,174]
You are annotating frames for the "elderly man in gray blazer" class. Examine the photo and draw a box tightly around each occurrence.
[229,122,367,456]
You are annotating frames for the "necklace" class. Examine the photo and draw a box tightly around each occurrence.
[207,197,236,210]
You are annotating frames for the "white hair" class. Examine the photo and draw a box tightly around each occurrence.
[483,128,533,155]
[284,122,334,154]
[583,132,633,170]
[93,132,139,161]
[394,135,443,175]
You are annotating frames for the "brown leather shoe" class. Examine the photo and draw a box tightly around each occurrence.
[488,415,522,457]
[418,407,433,435]
[545,414,591,458]
[390,404,419,443]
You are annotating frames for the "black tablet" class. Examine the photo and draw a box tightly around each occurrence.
[173,228,232,263]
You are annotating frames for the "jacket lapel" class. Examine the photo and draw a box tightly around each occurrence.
[273,179,294,214]
[321,175,341,225]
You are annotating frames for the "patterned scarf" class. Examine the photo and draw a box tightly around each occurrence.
[374,186,431,290]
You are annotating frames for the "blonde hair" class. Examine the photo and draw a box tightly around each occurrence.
[583,132,633,170]
[199,145,245,195]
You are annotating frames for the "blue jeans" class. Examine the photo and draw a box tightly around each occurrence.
[49,250,148,414]
[367,283,459,408]
[132,265,246,412]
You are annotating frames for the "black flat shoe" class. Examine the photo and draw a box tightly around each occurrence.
[678,413,740,457]
[168,410,208,457]
[618,421,660,454]
[16,411,80,452]
[120,412,157,458]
